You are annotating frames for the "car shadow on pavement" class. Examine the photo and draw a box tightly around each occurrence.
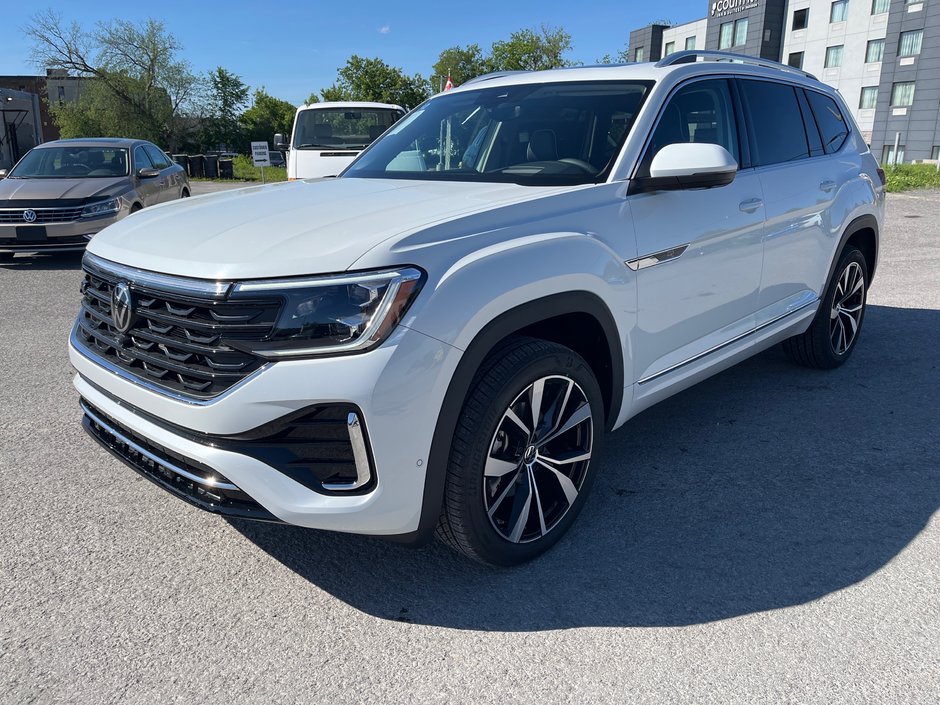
[229,304,939,630]
[0,251,84,271]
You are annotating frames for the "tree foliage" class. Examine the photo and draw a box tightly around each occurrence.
[200,67,249,150]
[241,88,296,145]
[487,25,575,72]
[431,44,487,90]
[26,11,199,149]
[315,55,430,108]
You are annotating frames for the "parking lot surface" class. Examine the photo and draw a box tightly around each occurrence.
[1,189,938,704]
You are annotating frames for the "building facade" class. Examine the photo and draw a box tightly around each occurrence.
[0,69,87,143]
[0,87,43,170]
[628,0,940,163]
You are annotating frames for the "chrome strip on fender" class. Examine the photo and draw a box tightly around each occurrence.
[625,244,690,271]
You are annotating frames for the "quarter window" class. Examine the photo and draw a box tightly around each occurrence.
[830,0,848,22]
[793,8,809,29]
[859,86,878,109]
[739,80,810,166]
[890,81,915,107]
[898,30,923,56]
[825,45,845,68]
[806,91,849,154]
[866,39,885,62]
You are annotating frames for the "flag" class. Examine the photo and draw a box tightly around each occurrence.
[444,74,454,91]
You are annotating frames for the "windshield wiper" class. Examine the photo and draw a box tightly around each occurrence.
[297,143,348,149]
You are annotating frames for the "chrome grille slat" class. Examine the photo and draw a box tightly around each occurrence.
[0,206,85,224]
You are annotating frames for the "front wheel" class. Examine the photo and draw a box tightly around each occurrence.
[783,246,868,369]
[436,337,605,566]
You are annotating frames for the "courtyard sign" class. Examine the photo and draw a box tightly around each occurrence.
[711,0,759,16]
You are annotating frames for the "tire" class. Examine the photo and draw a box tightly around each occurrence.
[130,203,143,214]
[436,336,605,566]
[181,189,190,198]
[782,246,868,369]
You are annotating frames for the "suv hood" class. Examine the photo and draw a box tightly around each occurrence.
[0,176,127,204]
[87,178,574,280]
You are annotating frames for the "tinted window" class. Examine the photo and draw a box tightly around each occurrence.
[739,80,809,166]
[134,146,154,170]
[806,91,849,154]
[643,79,740,173]
[144,145,171,169]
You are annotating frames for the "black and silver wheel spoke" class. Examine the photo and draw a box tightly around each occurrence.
[484,375,593,544]
[829,261,865,355]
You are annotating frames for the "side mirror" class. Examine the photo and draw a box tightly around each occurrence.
[137,167,160,179]
[631,143,737,194]
[0,169,7,179]
[274,134,289,151]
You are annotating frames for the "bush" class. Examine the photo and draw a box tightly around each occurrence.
[883,163,940,193]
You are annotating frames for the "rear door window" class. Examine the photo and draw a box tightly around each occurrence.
[805,90,850,154]
[738,80,810,166]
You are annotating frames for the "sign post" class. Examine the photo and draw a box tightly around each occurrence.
[251,141,272,184]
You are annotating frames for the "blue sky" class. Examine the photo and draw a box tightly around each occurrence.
[2,0,703,106]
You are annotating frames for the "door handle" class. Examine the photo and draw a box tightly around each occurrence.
[820,180,837,192]
[739,198,763,213]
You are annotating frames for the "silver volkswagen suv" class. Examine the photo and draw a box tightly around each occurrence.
[69,52,884,565]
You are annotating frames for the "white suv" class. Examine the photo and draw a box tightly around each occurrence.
[70,51,884,565]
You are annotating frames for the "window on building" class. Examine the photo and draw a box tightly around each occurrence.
[793,8,809,29]
[825,45,845,68]
[739,80,810,166]
[882,144,905,164]
[898,30,924,56]
[830,0,848,22]
[859,86,878,109]
[806,91,849,154]
[931,146,939,160]
[866,39,885,62]
[890,81,915,106]
[664,41,675,55]
[57,86,65,102]
[719,22,734,49]
[685,36,696,50]
[871,0,890,12]
[635,46,645,62]
[788,52,805,68]
[733,18,749,46]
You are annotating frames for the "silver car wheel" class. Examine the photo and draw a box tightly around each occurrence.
[483,375,593,544]
[829,261,865,355]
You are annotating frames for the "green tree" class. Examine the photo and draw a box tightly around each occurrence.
[303,92,321,105]
[318,55,430,108]
[597,45,631,64]
[201,67,249,151]
[240,88,296,145]
[431,43,487,90]
[487,25,575,72]
[26,11,199,149]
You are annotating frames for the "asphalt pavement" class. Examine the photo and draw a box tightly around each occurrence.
[1,187,937,704]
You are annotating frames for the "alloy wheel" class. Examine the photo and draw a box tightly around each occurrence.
[484,375,593,544]
[829,261,865,355]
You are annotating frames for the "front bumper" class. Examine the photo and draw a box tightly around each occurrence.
[70,323,463,536]
[0,214,121,253]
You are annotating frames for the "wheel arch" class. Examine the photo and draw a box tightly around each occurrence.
[398,291,624,544]
[829,214,879,288]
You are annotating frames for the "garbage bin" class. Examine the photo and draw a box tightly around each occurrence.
[204,153,219,179]
[172,154,189,173]
[218,158,234,180]
[188,154,205,179]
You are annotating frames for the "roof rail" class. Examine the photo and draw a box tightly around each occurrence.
[464,70,530,86]
[656,50,818,81]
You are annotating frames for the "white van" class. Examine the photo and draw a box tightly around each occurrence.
[278,101,405,180]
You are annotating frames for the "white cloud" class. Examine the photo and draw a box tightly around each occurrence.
[378,25,390,34]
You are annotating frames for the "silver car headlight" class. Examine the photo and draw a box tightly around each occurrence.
[230,267,425,358]
[81,198,121,218]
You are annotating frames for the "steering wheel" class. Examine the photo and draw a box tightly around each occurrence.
[559,158,598,175]
[68,164,91,174]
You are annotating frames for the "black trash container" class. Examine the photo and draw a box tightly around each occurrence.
[204,154,219,179]
[172,154,189,173]
[218,158,234,180]
[188,154,205,179]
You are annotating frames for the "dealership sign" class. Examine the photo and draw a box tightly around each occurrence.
[712,0,759,16]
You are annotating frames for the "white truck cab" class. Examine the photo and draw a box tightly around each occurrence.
[278,101,405,180]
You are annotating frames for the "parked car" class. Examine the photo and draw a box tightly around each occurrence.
[276,101,405,179]
[0,138,189,261]
[267,150,285,168]
[70,51,884,565]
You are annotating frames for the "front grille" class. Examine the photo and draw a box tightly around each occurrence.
[0,206,85,224]
[75,264,281,399]
[81,399,278,521]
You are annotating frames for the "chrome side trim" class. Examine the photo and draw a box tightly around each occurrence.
[625,244,690,271]
[83,252,232,299]
[637,298,818,385]
[81,400,239,491]
[70,322,271,407]
[322,412,373,491]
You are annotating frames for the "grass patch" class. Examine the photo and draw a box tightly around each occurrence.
[883,163,940,193]
[232,155,287,182]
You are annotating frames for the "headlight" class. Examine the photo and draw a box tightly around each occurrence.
[230,267,424,358]
[81,198,121,218]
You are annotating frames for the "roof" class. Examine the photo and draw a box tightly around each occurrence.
[36,137,149,148]
[297,101,404,111]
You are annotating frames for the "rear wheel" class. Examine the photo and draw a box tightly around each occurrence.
[783,246,868,369]
[437,337,605,566]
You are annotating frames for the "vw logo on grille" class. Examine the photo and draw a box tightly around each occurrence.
[22,209,37,223]
[111,282,135,333]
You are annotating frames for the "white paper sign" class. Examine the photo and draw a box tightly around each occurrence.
[251,142,271,167]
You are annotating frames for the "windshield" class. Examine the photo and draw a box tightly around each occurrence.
[342,81,652,186]
[292,108,404,150]
[9,146,129,178]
